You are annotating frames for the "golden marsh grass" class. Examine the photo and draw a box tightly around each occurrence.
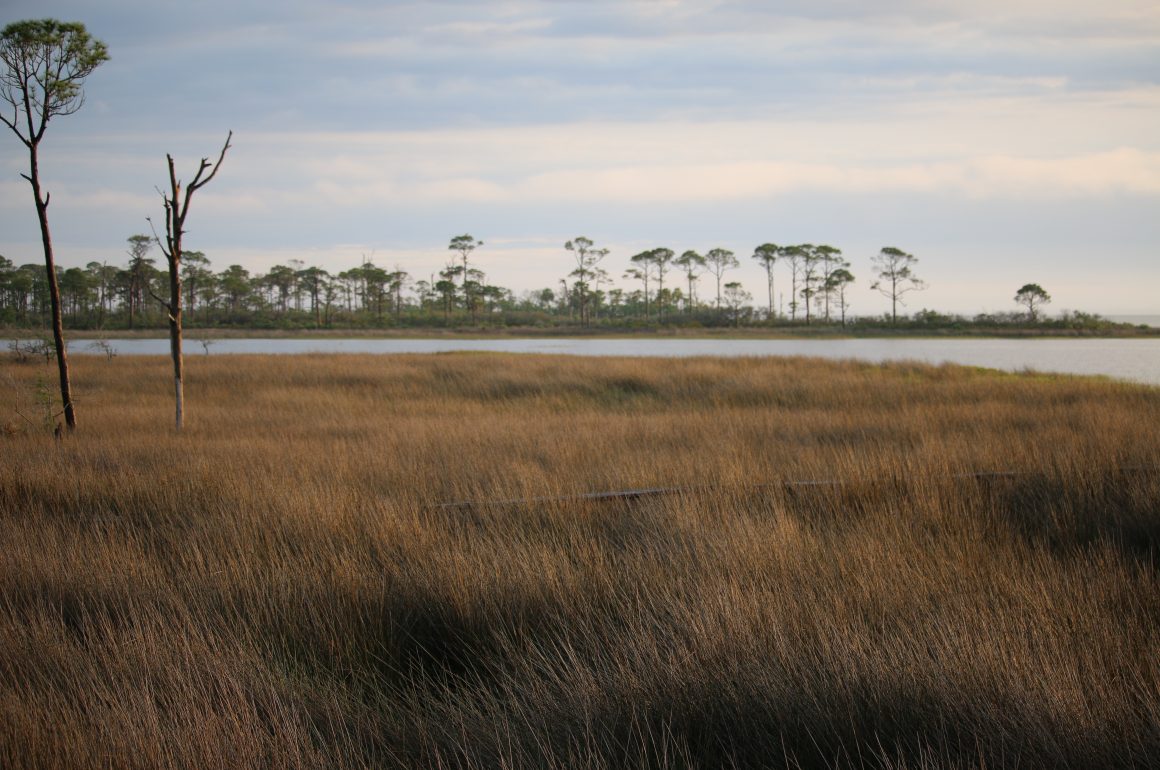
[2,353,1158,768]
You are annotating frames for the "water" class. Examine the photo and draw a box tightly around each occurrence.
[43,336,1160,385]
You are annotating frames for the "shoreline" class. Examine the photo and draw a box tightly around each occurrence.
[4,323,1158,341]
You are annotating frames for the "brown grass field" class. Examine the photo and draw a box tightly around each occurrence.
[1,352,1158,769]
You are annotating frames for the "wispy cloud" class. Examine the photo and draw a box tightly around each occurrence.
[1,0,1157,312]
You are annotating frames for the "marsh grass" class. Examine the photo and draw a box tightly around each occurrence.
[1,353,1158,768]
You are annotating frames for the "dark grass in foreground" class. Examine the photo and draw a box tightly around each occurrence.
[1,353,1159,768]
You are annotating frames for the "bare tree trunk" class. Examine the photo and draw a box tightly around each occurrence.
[156,132,231,432]
[168,256,184,432]
[29,144,76,430]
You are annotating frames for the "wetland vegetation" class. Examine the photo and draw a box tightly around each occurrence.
[2,353,1158,768]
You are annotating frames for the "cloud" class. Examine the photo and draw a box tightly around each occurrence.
[970,149,1160,195]
[32,107,1157,228]
[1,0,1157,316]
[511,149,1160,203]
[197,96,1160,205]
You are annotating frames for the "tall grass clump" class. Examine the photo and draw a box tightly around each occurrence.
[2,352,1158,768]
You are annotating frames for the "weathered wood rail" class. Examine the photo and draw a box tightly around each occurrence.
[436,467,1156,511]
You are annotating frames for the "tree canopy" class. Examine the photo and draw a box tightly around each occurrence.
[1,19,108,146]
[870,247,925,325]
[1014,283,1051,321]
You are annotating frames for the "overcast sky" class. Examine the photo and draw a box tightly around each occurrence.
[2,0,1157,315]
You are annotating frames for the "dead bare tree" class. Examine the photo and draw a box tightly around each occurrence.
[150,131,232,431]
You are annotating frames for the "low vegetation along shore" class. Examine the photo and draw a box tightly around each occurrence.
[2,353,1158,768]
[6,313,1159,345]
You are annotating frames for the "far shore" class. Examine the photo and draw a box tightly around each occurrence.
[4,321,1159,341]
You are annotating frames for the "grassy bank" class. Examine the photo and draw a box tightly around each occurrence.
[6,314,1159,341]
[2,353,1158,768]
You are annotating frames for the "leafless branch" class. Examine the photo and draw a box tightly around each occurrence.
[145,215,172,260]
[176,130,232,226]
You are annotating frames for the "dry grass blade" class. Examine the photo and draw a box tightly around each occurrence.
[2,352,1158,768]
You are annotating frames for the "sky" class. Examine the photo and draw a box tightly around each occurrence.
[1,0,1158,316]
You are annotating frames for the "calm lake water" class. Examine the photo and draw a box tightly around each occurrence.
[50,336,1160,385]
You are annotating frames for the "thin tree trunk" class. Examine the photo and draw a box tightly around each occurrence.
[579,268,587,327]
[29,144,76,430]
[168,259,184,432]
[790,268,798,321]
[823,260,831,322]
